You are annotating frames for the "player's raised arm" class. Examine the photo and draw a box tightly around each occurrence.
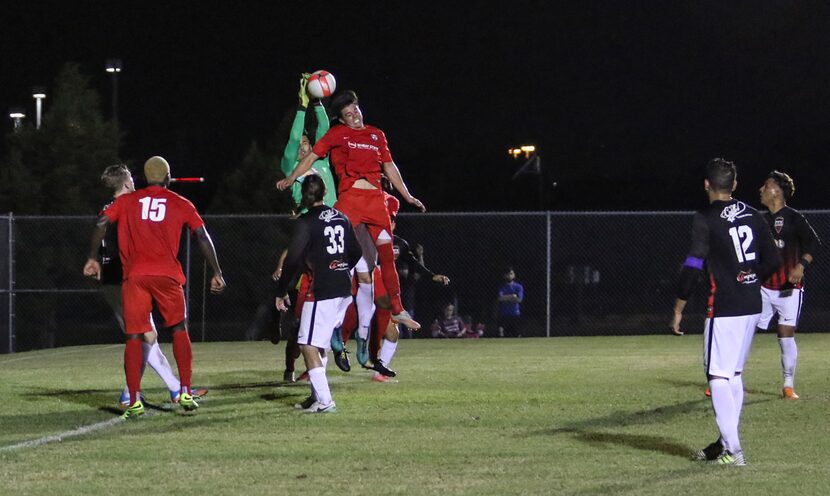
[277,152,320,191]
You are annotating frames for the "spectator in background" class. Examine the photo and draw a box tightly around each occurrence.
[430,303,466,338]
[497,266,524,337]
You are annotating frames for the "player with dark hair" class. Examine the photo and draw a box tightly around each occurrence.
[757,170,819,399]
[280,73,337,209]
[277,90,424,337]
[671,158,779,466]
[96,165,207,407]
[84,157,226,419]
[275,174,362,413]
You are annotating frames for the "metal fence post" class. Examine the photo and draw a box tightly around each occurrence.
[8,213,15,353]
[546,211,551,338]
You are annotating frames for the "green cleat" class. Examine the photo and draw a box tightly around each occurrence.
[355,336,369,367]
[120,400,145,420]
[708,450,746,467]
[178,392,199,411]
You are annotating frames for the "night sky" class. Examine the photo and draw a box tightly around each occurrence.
[2,2,829,212]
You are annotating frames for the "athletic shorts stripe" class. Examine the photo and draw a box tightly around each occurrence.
[306,301,318,345]
[705,318,716,377]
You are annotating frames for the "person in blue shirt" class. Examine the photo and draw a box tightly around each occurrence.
[497,266,524,337]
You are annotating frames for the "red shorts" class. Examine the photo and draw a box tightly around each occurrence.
[122,275,186,334]
[334,188,392,241]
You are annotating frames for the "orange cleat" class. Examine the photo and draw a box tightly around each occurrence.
[297,370,310,382]
[782,387,799,400]
[372,373,390,383]
[704,388,711,397]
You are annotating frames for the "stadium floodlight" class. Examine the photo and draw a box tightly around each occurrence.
[32,86,46,129]
[508,145,536,159]
[105,58,122,122]
[9,107,25,130]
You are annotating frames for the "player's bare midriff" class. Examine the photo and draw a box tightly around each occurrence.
[352,178,377,189]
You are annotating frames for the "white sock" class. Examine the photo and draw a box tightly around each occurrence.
[709,378,741,454]
[379,339,398,365]
[730,374,745,421]
[356,283,375,340]
[308,367,332,405]
[145,342,181,393]
[779,337,797,388]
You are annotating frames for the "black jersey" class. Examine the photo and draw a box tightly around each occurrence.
[392,235,434,279]
[686,199,779,318]
[275,205,361,301]
[763,206,820,290]
[98,201,123,286]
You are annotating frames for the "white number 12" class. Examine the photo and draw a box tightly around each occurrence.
[728,225,755,263]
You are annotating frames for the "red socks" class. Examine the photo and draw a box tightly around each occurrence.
[377,243,403,314]
[124,338,143,404]
[172,330,192,394]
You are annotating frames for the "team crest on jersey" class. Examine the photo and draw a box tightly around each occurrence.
[318,209,343,223]
[774,216,784,234]
[736,270,758,285]
[370,133,378,141]
[720,201,752,223]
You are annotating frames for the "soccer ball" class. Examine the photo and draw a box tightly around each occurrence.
[307,70,336,98]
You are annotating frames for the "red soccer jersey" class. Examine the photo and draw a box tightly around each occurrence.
[103,185,205,285]
[312,124,393,194]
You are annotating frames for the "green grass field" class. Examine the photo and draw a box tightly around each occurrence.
[1,334,828,495]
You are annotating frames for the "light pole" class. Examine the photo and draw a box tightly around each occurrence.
[9,107,25,131]
[32,86,46,130]
[105,58,122,123]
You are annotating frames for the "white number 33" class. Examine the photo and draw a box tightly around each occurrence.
[324,225,345,254]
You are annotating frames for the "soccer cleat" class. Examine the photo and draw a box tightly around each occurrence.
[283,370,296,383]
[782,387,800,400]
[170,387,209,404]
[120,400,145,419]
[372,373,390,383]
[334,349,351,372]
[391,310,421,331]
[704,388,711,397]
[297,370,310,382]
[178,392,199,411]
[330,326,345,353]
[355,337,369,367]
[294,395,316,410]
[304,401,336,414]
[692,438,724,461]
[708,450,746,466]
[370,359,396,377]
[119,391,144,408]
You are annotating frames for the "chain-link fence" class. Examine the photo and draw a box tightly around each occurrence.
[2,211,828,353]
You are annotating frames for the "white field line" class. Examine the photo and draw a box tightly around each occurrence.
[0,414,137,453]
[0,345,122,365]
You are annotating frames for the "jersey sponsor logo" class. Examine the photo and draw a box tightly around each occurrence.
[328,260,350,271]
[720,201,752,223]
[347,141,379,153]
[774,216,784,234]
[318,209,344,223]
[736,270,758,285]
